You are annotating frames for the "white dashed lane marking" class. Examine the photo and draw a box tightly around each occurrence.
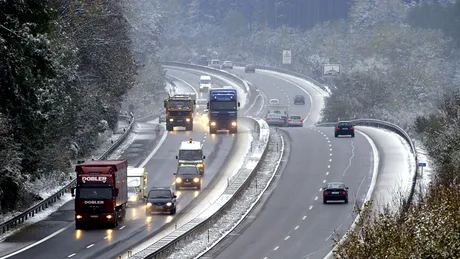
[67,254,76,258]
[119,225,126,230]
[86,244,94,248]
[274,246,279,251]
[314,196,318,200]
[309,206,313,210]
[294,225,299,230]
[285,236,290,240]
[302,216,307,220]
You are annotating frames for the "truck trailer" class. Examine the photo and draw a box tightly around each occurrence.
[207,89,240,134]
[74,160,128,229]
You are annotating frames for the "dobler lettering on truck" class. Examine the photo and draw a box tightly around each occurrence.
[81,176,107,183]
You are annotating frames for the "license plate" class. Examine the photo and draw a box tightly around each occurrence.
[342,128,348,130]
[90,215,98,218]
[184,182,192,185]
[331,192,339,194]
[177,120,183,122]
[155,205,163,208]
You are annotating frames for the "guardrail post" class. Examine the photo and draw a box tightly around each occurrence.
[207,229,210,243]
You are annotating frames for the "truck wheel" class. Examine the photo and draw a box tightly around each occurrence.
[196,184,201,190]
[170,208,176,215]
[210,128,217,134]
[166,124,173,131]
[230,128,237,134]
[186,124,193,131]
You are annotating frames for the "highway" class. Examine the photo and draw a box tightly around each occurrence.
[0,67,253,259]
[203,67,375,259]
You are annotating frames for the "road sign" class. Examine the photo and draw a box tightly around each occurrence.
[282,50,291,64]
[418,162,426,167]
[323,64,340,76]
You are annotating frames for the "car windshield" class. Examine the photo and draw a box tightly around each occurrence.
[78,187,112,199]
[247,64,254,67]
[169,100,191,109]
[267,114,281,118]
[210,101,237,110]
[327,183,345,189]
[224,61,232,64]
[148,190,171,198]
[177,166,198,175]
[179,150,202,160]
[338,122,352,127]
[296,96,303,99]
[290,116,301,119]
[200,79,211,84]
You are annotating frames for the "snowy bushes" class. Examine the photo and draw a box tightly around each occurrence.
[0,0,164,214]
[333,185,460,258]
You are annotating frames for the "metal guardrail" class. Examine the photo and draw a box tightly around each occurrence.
[316,118,419,207]
[0,114,135,234]
[130,117,270,259]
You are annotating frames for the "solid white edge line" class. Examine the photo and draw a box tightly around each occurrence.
[322,129,380,259]
[167,74,199,96]
[138,124,168,169]
[194,133,285,259]
[0,224,71,259]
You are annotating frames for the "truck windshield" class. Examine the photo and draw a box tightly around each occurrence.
[210,101,237,110]
[78,187,112,199]
[200,79,211,84]
[148,190,171,198]
[169,100,190,109]
[179,150,202,160]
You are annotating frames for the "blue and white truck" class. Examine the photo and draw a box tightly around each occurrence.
[207,89,240,134]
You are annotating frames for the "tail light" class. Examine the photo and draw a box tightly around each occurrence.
[335,127,339,131]
[279,118,283,120]
[299,119,303,122]
[324,191,329,195]
[267,118,270,120]
[342,191,347,195]
[351,127,354,131]
[288,120,292,122]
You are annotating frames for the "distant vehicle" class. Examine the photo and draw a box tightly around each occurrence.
[269,99,280,105]
[197,55,208,66]
[74,160,128,229]
[221,61,233,69]
[174,164,202,190]
[323,182,349,204]
[195,99,208,114]
[294,95,305,105]
[209,59,220,69]
[199,75,213,93]
[265,113,285,127]
[244,64,256,73]
[267,104,289,125]
[159,113,166,123]
[335,121,355,138]
[127,167,148,205]
[145,187,177,215]
[287,115,303,127]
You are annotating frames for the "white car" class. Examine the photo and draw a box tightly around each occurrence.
[269,99,280,104]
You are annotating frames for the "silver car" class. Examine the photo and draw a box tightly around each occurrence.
[265,113,285,127]
[287,115,303,127]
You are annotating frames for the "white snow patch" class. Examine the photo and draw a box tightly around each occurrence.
[413,144,434,199]
[0,193,73,242]
[167,130,282,259]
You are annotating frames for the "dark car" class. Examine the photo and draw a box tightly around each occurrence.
[323,182,348,204]
[244,64,256,73]
[145,187,177,215]
[174,164,202,190]
[335,121,355,138]
[294,95,305,105]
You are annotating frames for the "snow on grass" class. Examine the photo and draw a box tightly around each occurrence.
[168,129,282,259]
[413,144,434,200]
[0,193,73,242]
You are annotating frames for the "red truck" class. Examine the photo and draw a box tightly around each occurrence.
[74,160,128,229]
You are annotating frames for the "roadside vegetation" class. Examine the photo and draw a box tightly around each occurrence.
[0,0,165,215]
[159,0,460,256]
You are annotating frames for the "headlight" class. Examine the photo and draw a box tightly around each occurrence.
[211,122,216,126]
[169,118,173,122]
[231,121,237,126]
[129,196,137,201]
[186,118,190,122]
[166,202,172,206]
[193,177,200,183]
[76,215,82,219]
[106,215,112,219]
[175,178,182,183]
[196,164,204,168]
[147,202,152,207]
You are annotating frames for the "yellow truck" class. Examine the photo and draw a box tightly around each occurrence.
[164,94,195,131]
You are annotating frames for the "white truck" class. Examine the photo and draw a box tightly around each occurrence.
[127,167,148,204]
[176,138,206,175]
[199,75,213,93]
[209,59,220,69]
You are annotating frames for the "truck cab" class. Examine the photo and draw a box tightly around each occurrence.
[164,94,195,131]
[199,75,212,93]
[127,167,148,205]
[176,138,206,175]
[207,89,240,134]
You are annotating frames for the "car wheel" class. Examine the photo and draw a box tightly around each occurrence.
[335,133,338,138]
[351,133,355,138]
[323,199,327,204]
[170,208,176,215]
[344,198,348,204]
